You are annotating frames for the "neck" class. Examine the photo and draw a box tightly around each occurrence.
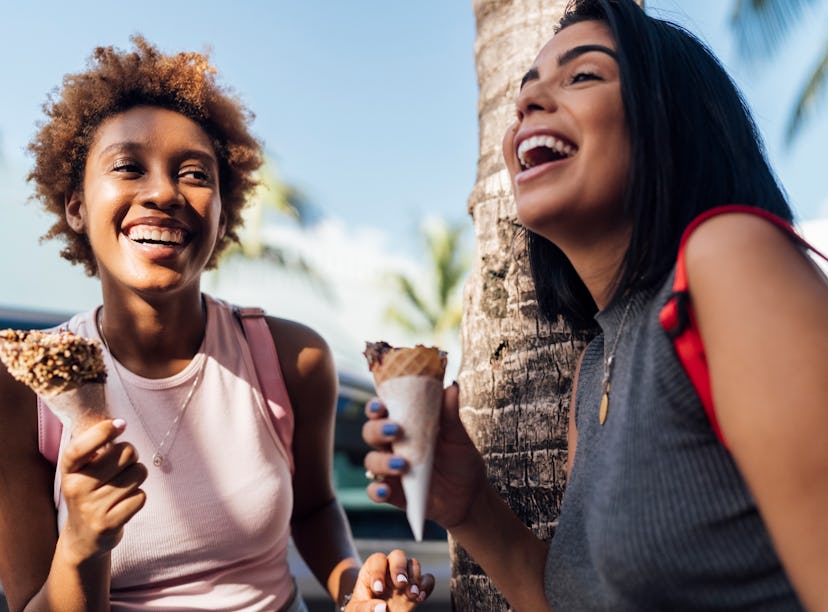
[97,292,206,378]
[560,232,630,311]
[535,214,632,311]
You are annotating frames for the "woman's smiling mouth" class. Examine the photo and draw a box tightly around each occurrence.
[517,134,577,171]
[125,224,188,248]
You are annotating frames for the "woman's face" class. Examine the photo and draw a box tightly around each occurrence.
[66,105,224,299]
[503,20,631,248]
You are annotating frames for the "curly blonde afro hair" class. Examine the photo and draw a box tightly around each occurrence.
[28,35,263,276]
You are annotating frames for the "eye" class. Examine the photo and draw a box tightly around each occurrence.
[112,159,142,174]
[570,71,601,84]
[179,165,213,184]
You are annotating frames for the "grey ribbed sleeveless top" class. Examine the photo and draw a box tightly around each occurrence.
[545,272,802,610]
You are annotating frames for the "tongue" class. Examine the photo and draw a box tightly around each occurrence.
[526,146,565,167]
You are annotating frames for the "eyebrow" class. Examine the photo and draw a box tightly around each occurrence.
[96,142,217,164]
[520,44,618,90]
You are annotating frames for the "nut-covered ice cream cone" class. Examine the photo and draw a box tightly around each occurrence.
[0,328,109,433]
[363,341,447,541]
[43,382,109,432]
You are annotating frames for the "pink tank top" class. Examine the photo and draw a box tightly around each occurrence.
[43,296,295,610]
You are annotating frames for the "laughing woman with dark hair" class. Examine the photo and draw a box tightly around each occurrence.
[362,1,828,610]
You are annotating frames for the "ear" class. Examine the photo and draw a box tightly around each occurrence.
[217,208,227,241]
[65,191,85,234]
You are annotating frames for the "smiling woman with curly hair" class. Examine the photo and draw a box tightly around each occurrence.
[0,36,435,612]
[28,35,262,276]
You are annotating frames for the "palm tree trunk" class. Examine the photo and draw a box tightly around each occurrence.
[452,1,579,609]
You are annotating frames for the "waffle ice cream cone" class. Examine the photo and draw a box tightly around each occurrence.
[0,329,109,433]
[363,341,447,541]
[366,343,447,387]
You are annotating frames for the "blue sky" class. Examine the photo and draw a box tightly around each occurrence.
[1,1,826,371]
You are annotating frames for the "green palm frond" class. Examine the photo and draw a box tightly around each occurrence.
[384,217,471,341]
[250,157,310,223]
[786,38,828,144]
[384,305,430,335]
[730,0,819,60]
[388,272,439,329]
[220,155,329,293]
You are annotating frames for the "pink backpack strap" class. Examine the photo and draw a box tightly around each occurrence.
[37,309,296,473]
[38,396,63,465]
[234,306,295,475]
[659,204,828,446]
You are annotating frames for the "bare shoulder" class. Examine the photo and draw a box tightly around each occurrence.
[263,317,337,414]
[264,317,335,382]
[684,211,824,290]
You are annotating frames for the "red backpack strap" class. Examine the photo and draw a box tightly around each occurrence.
[234,306,295,475]
[659,204,828,446]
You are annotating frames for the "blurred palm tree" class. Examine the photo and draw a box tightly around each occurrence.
[731,0,827,144]
[221,155,330,293]
[384,217,470,345]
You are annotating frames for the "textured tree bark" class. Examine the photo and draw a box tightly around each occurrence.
[452,1,579,609]
[455,0,644,608]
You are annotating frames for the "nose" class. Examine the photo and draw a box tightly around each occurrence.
[515,80,557,121]
[140,170,183,210]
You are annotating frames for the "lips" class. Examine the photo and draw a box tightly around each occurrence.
[122,219,190,247]
[516,133,577,171]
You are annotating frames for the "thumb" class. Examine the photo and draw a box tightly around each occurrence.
[439,382,470,442]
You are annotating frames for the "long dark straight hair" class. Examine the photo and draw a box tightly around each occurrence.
[528,0,792,331]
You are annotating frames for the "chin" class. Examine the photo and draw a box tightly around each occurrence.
[515,198,569,238]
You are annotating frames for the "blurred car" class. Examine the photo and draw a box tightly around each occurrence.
[0,305,452,611]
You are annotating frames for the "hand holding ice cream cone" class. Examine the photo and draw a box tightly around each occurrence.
[0,329,109,434]
[363,341,447,541]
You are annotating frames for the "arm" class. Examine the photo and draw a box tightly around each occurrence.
[272,320,428,611]
[686,213,828,610]
[269,318,360,607]
[0,372,145,612]
[363,384,551,611]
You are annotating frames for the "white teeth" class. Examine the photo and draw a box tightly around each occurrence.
[517,134,576,168]
[127,225,186,245]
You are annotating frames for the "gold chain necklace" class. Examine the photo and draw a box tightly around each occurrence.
[598,297,633,425]
[96,310,205,468]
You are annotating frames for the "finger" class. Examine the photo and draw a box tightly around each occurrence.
[417,573,436,603]
[439,383,471,442]
[357,552,390,599]
[363,451,407,478]
[386,549,409,590]
[366,479,406,509]
[61,419,127,473]
[78,441,142,480]
[406,557,423,600]
[105,487,147,526]
[102,462,149,499]
[68,460,148,511]
[350,602,388,612]
[364,397,387,420]
[362,419,402,448]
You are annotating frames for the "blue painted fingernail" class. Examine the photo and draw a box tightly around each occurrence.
[376,485,389,499]
[381,423,399,436]
[388,456,405,470]
[369,399,382,413]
